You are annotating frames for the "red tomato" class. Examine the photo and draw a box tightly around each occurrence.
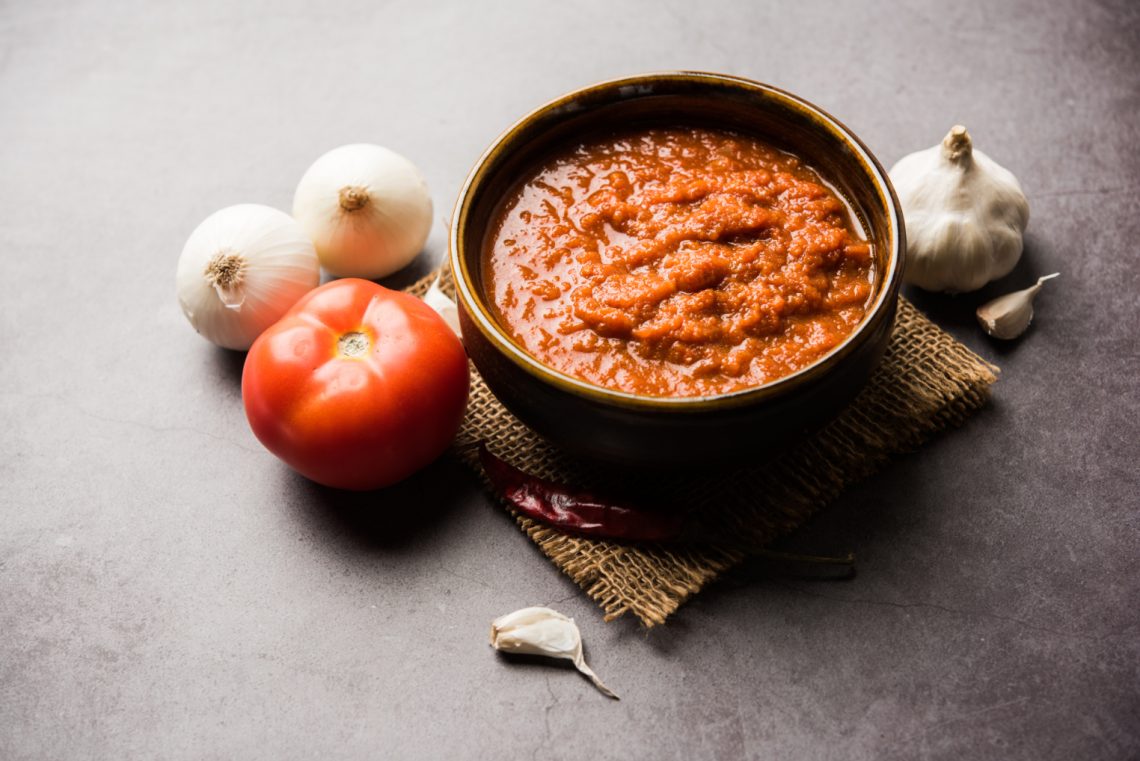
[242,278,469,490]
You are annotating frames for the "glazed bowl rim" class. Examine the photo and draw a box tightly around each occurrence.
[449,71,904,411]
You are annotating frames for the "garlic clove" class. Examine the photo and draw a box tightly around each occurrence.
[422,276,461,338]
[489,606,618,699]
[976,273,1059,339]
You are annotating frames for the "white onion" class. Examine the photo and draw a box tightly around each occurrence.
[176,204,320,350]
[292,143,433,279]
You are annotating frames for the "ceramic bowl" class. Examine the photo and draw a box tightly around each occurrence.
[449,72,904,467]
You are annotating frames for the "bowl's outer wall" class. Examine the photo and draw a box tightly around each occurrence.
[452,73,904,467]
[459,295,897,467]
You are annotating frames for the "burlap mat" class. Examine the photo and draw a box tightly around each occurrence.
[408,269,998,627]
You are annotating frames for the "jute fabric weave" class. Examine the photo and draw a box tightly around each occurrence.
[409,270,998,627]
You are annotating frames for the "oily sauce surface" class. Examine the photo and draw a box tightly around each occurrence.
[484,127,875,397]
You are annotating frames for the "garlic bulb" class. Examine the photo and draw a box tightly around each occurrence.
[977,273,1058,339]
[176,204,320,350]
[890,126,1030,292]
[292,144,433,279]
[489,606,618,699]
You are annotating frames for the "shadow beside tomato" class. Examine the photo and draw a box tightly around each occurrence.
[208,345,247,388]
[284,453,474,553]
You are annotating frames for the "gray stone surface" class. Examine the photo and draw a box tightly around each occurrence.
[1,0,1137,758]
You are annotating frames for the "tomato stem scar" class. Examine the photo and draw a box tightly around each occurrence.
[337,331,370,358]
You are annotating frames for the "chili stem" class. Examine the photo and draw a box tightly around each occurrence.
[754,549,856,566]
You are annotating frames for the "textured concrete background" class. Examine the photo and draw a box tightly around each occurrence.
[2,0,1137,759]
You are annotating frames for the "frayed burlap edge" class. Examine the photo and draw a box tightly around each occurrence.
[408,269,998,627]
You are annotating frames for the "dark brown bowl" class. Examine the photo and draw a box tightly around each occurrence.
[449,72,904,467]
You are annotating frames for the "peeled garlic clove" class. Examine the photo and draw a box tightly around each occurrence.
[489,606,618,699]
[422,276,461,338]
[976,273,1059,339]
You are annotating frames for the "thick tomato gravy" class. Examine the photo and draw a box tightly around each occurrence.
[483,126,875,397]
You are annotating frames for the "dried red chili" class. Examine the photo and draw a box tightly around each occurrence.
[477,445,857,577]
[477,445,685,543]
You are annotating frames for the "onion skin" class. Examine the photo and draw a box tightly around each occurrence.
[292,144,433,280]
[176,204,320,350]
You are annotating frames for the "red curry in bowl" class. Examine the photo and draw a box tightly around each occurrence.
[483,126,875,398]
